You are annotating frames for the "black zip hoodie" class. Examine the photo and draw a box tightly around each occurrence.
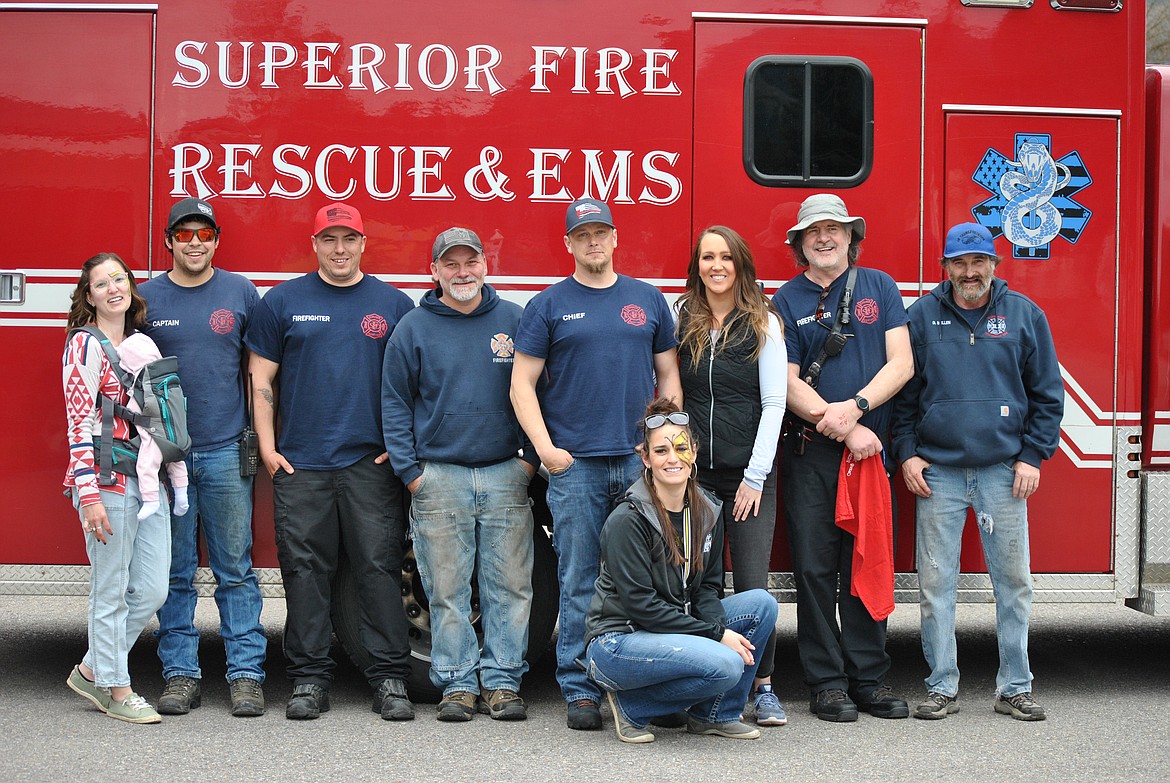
[584,478,726,645]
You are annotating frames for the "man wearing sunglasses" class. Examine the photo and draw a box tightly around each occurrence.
[511,198,682,731]
[139,198,267,717]
[772,194,914,723]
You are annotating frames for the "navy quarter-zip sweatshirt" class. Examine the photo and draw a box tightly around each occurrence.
[891,277,1063,469]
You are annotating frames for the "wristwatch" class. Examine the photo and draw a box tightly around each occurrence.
[853,395,870,413]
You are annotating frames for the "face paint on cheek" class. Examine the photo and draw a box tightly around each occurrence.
[671,431,695,466]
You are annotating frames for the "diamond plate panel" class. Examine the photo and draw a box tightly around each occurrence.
[1114,425,1143,598]
[0,565,286,597]
[727,572,1118,604]
[1141,472,1170,580]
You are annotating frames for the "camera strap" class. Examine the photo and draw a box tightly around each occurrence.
[802,265,858,389]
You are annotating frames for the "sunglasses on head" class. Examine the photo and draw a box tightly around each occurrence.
[170,227,217,243]
[645,412,690,429]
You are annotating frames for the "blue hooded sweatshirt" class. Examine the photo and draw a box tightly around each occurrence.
[891,277,1063,469]
[381,283,536,486]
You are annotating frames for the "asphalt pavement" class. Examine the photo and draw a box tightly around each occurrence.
[1,595,1167,783]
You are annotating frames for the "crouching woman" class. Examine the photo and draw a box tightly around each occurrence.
[584,398,778,743]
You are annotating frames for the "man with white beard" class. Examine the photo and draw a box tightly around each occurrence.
[381,227,538,722]
[892,222,1062,722]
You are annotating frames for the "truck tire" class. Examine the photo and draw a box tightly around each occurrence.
[330,475,559,703]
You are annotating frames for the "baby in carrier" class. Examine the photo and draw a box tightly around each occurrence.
[117,333,190,521]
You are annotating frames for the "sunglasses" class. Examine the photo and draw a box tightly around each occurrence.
[171,227,217,243]
[645,412,690,429]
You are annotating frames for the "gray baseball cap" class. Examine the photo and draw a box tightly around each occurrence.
[785,194,865,246]
[432,227,484,261]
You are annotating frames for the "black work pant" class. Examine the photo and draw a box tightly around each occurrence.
[700,465,779,680]
[272,454,411,689]
[780,430,891,697]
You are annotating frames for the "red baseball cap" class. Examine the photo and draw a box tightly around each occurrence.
[313,202,365,236]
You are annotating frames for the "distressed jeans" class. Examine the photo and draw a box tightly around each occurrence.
[157,443,266,683]
[73,479,171,688]
[916,462,1034,698]
[410,458,534,695]
[585,590,778,727]
[545,453,643,704]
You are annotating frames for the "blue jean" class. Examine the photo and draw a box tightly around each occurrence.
[73,479,171,688]
[157,443,266,683]
[546,453,643,704]
[585,590,778,727]
[916,462,1034,698]
[410,458,534,694]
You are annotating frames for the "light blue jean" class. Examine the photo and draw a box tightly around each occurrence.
[410,458,534,694]
[157,443,266,683]
[916,462,1034,698]
[585,590,778,727]
[546,454,643,704]
[73,478,171,689]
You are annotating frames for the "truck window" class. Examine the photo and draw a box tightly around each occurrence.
[744,56,873,188]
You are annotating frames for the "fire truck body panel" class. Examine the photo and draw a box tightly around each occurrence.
[1,0,1166,620]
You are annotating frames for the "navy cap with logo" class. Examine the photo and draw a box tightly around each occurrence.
[432,227,484,262]
[942,222,996,258]
[167,197,218,231]
[565,198,615,234]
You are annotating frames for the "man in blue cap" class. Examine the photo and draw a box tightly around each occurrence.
[511,198,681,730]
[892,222,1063,722]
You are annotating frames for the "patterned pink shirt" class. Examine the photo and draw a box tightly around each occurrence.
[62,330,131,505]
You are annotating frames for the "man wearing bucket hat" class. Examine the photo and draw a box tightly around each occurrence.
[382,227,538,722]
[772,193,913,722]
[891,222,1062,722]
[511,198,681,731]
[246,202,417,722]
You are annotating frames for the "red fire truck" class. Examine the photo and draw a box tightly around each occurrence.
[3,0,1168,697]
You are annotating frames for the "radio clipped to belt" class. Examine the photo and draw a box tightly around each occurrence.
[240,372,259,477]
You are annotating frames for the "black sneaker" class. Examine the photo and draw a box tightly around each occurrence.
[229,677,265,717]
[157,676,201,715]
[809,689,859,722]
[853,683,910,719]
[915,691,959,720]
[373,678,415,721]
[286,683,329,720]
[994,692,1046,721]
[566,698,602,730]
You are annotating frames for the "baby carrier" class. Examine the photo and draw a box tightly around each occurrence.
[71,326,192,486]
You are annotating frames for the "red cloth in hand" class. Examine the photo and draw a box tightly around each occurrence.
[835,451,895,621]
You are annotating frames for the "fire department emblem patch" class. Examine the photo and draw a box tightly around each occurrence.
[621,304,647,326]
[492,332,514,358]
[854,298,880,325]
[986,315,1008,337]
[209,309,235,335]
[361,313,389,339]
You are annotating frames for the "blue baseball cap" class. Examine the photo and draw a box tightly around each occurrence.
[943,222,996,258]
[565,198,614,233]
